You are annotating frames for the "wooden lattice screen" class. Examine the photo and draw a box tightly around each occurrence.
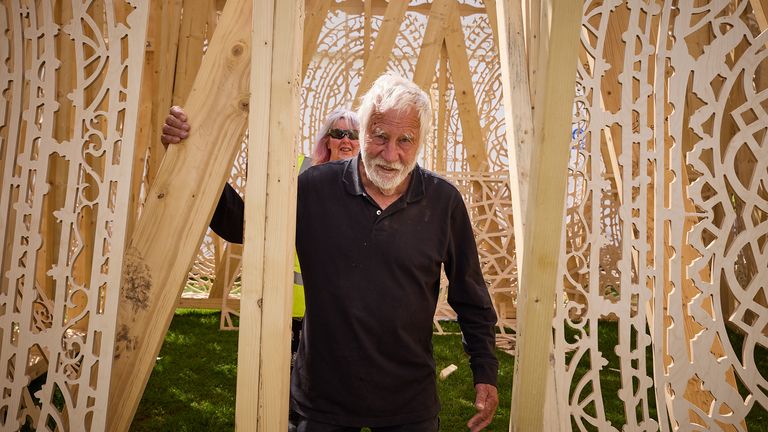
[0,2,148,430]
[551,0,768,429]
[1,0,767,430]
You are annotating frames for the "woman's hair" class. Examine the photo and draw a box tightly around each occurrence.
[311,108,360,165]
[357,73,432,154]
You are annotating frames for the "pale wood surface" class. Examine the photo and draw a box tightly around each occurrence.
[0,2,149,430]
[509,0,585,430]
[106,0,252,429]
[303,0,333,76]
[236,0,303,429]
[354,0,410,101]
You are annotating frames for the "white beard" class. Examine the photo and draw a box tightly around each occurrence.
[362,153,416,194]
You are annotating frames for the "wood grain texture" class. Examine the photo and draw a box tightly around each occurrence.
[509,0,585,430]
[107,0,252,429]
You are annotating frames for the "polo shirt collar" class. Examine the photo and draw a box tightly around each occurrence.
[342,154,425,203]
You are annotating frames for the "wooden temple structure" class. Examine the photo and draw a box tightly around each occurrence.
[0,0,767,430]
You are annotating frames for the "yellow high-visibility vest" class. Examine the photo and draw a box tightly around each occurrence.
[292,154,312,317]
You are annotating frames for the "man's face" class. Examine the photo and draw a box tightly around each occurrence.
[362,107,420,192]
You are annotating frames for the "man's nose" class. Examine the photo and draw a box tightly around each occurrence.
[381,139,399,162]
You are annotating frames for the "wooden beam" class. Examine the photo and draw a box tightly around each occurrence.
[509,0,584,431]
[363,0,373,64]
[494,1,561,430]
[436,42,449,172]
[172,0,211,106]
[176,297,240,310]
[444,1,488,171]
[493,0,534,264]
[106,0,253,429]
[148,0,183,184]
[209,242,243,300]
[235,0,303,429]
[303,0,333,77]
[750,0,768,32]
[525,0,541,106]
[354,0,410,101]
[412,0,454,90]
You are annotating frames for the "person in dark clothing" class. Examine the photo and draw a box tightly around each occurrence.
[163,73,499,432]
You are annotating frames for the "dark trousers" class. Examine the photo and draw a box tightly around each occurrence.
[289,415,439,432]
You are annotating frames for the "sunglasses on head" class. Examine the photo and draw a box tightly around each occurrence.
[327,128,359,140]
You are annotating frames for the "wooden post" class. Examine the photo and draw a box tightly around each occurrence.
[235,0,303,430]
[494,0,562,430]
[354,0,410,100]
[509,0,584,430]
[303,0,332,77]
[106,0,253,429]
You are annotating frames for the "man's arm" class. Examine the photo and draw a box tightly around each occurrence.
[444,192,500,431]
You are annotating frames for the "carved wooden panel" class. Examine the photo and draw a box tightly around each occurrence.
[0,1,148,430]
[551,0,767,430]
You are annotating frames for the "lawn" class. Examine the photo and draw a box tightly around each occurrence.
[131,310,767,431]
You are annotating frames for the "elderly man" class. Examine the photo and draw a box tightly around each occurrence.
[163,73,499,431]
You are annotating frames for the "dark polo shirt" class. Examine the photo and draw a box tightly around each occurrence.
[211,155,498,427]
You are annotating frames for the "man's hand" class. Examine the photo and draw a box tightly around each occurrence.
[467,383,498,431]
[161,106,190,146]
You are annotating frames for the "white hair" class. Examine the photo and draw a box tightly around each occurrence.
[357,73,432,152]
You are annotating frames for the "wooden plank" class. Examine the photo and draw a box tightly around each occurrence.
[492,2,543,430]
[525,0,541,105]
[235,0,303,429]
[509,0,584,430]
[364,0,372,64]
[412,0,454,90]
[177,297,240,310]
[444,1,488,171]
[436,42,449,172]
[128,0,161,238]
[353,0,410,101]
[303,0,333,77]
[209,242,243,299]
[172,0,211,106]
[750,0,768,32]
[493,0,534,265]
[106,0,253,429]
[148,0,183,184]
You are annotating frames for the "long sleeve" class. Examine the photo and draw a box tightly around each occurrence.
[210,182,244,244]
[445,195,499,386]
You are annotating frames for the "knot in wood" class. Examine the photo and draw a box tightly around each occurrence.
[239,99,249,111]
[231,43,244,57]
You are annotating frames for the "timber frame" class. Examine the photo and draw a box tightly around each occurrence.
[1,1,767,431]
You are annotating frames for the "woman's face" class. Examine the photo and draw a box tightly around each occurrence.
[327,118,360,162]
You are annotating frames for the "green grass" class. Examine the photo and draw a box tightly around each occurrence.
[132,311,767,431]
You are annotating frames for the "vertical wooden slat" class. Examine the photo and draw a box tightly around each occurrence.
[303,0,332,77]
[147,0,182,184]
[413,0,454,90]
[509,0,584,430]
[354,0,410,100]
[106,0,253,429]
[172,0,211,106]
[435,42,449,172]
[363,0,372,65]
[443,1,488,171]
[128,0,160,238]
[236,0,303,429]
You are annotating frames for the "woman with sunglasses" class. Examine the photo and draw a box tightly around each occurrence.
[311,108,360,165]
